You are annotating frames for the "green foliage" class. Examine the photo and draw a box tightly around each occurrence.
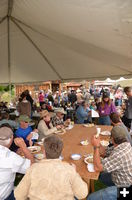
[94,180,107,191]
[0,84,15,103]
[0,84,14,92]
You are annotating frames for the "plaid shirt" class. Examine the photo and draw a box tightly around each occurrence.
[52,115,64,126]
[102,142,132,187]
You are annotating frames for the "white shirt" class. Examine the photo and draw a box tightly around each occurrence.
[0,145,30,200]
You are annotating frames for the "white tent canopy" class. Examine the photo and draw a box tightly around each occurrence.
[116,78,132,87]
[0,0,132,84]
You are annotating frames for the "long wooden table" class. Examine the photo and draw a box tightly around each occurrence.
[58,124,112,194]
[34,124,112,197]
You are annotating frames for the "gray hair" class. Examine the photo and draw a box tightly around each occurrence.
[0,138,12,146]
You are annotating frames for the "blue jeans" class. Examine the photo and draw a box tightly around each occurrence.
[99,172,115,187]
[99,116,111,125]
[87,186,117,200]
[5,191,15,200]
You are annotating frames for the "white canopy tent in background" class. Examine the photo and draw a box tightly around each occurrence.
[116,78,132,87]
[0,0,132,84]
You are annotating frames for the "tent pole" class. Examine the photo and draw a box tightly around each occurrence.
[7,0,14,104]
[7,16,12,103]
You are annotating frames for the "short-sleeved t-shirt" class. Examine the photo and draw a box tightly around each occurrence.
[15,126,32,140]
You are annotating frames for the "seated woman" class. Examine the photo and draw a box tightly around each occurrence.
[75,101,91,124]
[38,110,61,140]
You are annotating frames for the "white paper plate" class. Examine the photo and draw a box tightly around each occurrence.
[65,125,74,130]
[71,154,81,160]
[31,132,39,140]
[100,140,109,147]
[84,154,93,164]
[83,124,94,128]
[34,153,44,160]
[87,163,95,172]
[80,140,89,146]
[54,129,65,135]
[28,146,41,153]
[36,141,43,146]
[100,131,111,136]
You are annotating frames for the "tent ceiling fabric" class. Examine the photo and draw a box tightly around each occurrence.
[0,0,132,84]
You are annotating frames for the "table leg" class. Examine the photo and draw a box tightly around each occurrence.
[90,179,95,193]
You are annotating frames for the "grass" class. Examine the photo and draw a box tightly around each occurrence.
[94,180,107,191]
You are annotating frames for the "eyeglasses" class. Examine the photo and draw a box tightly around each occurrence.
[24,121,29,123]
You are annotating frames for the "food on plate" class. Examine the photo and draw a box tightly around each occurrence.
[83,123,94,128]
[84,154,93,164]
[100,131,111,136]
[65,124,74,130]
[28,146,41,153]
[100,140,109,147]
[54,129,65,135]
[80,140,89,146]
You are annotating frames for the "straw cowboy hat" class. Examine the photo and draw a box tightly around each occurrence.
[54,108,66,115]
[40,110,50,118]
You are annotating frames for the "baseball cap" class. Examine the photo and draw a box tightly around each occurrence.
[103,92,110,99]
[0,127,13,140]
[18,115,31,123]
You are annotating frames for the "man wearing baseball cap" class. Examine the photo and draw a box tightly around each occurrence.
[15,115,38,147]
[87,126,132,200]
[0,127,33,200]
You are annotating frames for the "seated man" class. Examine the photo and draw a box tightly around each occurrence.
[15,135,88,200]
[15,115,38,147]
[52,107,71,127]
[110,112,132,146]
[0,112,18,129]
[88,126,132,200]
[0,127,33,200]
[76,101,91,124]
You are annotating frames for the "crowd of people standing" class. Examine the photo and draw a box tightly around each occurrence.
[0,85,132,200]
